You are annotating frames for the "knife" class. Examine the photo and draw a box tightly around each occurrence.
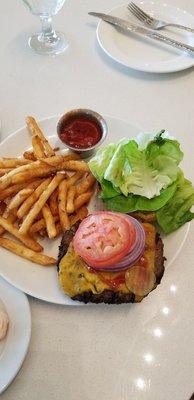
[89,12,194,55]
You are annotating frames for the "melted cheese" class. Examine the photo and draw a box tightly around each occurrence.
[59,243,109,297]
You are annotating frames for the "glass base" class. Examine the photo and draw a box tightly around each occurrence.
[28,31,69,55]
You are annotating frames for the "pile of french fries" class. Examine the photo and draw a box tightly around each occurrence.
[0,117,96,266]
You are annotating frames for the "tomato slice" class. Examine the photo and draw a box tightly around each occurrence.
[73,212,136,268]
[101,212,138,249]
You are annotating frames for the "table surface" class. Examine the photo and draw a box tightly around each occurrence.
[1,1,194,399]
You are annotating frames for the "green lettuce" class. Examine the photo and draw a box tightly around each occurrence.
[89,131,194,233]
[156,173,194,233]
[104,181,177,213]
[100,179,119,199]
[89,132,183,199]
[104,141,132,194]
[136,130,175,150]
[89,143,116,182]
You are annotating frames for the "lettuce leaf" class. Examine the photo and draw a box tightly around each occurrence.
[89,131,194,233]
[89,132,183,199]
[104,181,177,213]
[89,143,116,182]
[104,137,183,198]
[156,172,194,233]
[145,134,183,165]
[136,130,175,150]
[104,141,132,193]
[100,179,119,199]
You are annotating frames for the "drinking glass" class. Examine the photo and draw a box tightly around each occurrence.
[21,0,69,55]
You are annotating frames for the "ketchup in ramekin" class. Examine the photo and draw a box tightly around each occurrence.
[60,116,101,149]
[57,109,108,158]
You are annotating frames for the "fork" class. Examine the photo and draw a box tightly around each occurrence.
[128,2,194,33]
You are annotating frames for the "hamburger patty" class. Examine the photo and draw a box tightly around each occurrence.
[58,222,165,304]
[57,221,80,269]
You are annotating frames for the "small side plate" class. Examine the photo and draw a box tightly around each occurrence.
[0,277,31,394]
[96,0,194,73]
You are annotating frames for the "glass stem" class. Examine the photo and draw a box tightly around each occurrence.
[39,17,56,43]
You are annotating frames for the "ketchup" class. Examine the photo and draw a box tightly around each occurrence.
[59,116,102,149]
[100,274,126,289]
[139,256,148,268]
[87,267,125,289]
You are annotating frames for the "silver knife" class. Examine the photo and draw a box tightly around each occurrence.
[89,12,194,55]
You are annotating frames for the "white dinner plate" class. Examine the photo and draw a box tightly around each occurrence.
[0,115,190,305]
[96,1,194,73]
[0,276,31,394]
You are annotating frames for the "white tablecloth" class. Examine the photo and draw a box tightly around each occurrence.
[1,1,194,399]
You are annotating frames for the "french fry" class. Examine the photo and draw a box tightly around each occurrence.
[0,151,77,191]
[0,157,61,189]
[34,211,43,221]
[11,167,54,184]
[0,161,41,190]
[42,204,57,239]
[0,183,29,201]
[75,174,96,196]
[17,177,52,219]
[49,188,59,216]
[4,197,11,206]
[69,206,88,226]
[0,168,14,177]
[3,207,18,218]
[26,116,55,157]
[19,174,64,235]
[32,135,45,159]
[0,237,56,266]
[26,179,44,190]
[23,148,60,161]
[74,191,93,210]
[9,156,84,186]
[38,229,48,238]
[0,179,42,202]
[39,155,64,166]
[0,202,6,216]
[23,150,36,161]
[40,153,80,166]
[14,219,20,230]
[0,216,43,252]
[11,157,68,185]
[66,186,76,214]
[29,218,45,233]
[0,212,17,236]
[7,188,34,210]
[55,222,62,237]
[0,158,32,168]
[58,179,70,231]
[30,215,59,234]
[61,160,90,173]
[66,172,83,188]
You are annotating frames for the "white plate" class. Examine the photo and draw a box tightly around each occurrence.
[96,1,194,73]
[0,276,31,394]
[0,115,190,305]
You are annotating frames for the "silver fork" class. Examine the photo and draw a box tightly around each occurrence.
[128,2,194,33]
